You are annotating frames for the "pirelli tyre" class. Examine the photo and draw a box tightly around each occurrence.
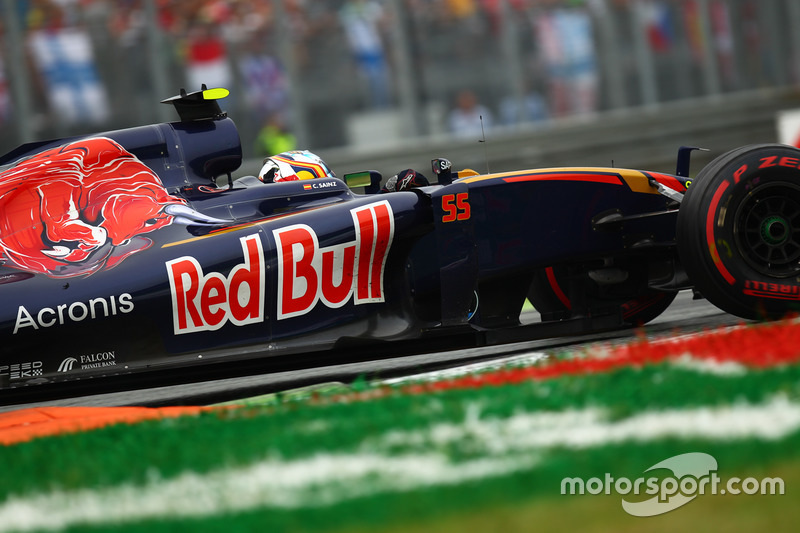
[527,266,676,326]
[677,144,800,319]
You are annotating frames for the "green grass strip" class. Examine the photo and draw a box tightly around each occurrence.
[3,363,800,501]
[25,433,800,533]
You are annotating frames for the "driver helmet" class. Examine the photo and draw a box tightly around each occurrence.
[258,150,335,183]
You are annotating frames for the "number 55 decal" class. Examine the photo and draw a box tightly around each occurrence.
[442,193,471,223]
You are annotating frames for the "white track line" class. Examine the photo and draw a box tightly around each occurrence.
[2,395,799,532]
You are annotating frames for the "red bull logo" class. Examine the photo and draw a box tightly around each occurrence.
[166,235,265,335]
[164,201,394,335]
[0,137,187,277]
[274,200,394,320]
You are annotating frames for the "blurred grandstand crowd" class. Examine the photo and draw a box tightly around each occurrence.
[0,0,797,156]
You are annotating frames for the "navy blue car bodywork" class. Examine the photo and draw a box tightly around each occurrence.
[0,90,692,390]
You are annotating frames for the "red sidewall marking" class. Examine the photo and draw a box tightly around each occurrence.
[545,267,572,310]
[706,181,736,285]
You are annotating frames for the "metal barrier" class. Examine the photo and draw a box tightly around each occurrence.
[302,88,800,181]
[2,0,800,160]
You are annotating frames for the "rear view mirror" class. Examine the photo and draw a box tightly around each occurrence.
[344,170,382,194]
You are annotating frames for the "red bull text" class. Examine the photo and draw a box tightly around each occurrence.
[274,201,394,320]
[165,201,395,334]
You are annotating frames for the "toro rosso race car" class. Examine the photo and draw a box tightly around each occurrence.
[2,87,799,391]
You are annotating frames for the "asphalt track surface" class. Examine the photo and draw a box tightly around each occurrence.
[0,291,744,413]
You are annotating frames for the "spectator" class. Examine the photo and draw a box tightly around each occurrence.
[499,88,548,126]
[642,0,675,54]
[253,114,296,157]
[447,0,478,19]
[531,2,598,117]
[339,0,391,108]
[448,89,494,138]
[26,2,110,125]
[184,20,232,92]
[480,0,526,33]
[238,36,289,123]
[710,0,736,89]
[443,0,484,35]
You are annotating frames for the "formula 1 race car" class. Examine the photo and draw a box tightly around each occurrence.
[2,88,799,391]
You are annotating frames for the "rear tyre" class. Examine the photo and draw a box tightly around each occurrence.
[527,266,676,326]
[676,144,800,319]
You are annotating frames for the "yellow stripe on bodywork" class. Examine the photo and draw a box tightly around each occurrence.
[163,168,660,250]
[162,222,262,248]
[616,169,661,194]
[162,206,329,248]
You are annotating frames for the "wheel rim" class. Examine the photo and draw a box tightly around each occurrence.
[734,182,800,277]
